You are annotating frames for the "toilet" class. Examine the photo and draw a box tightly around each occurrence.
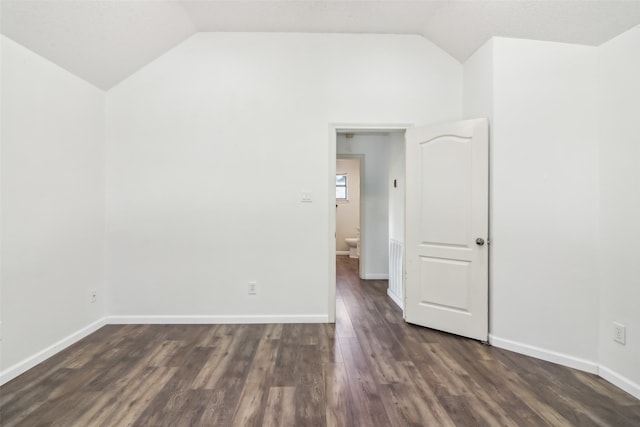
[345,238,359,258]
[345,227,360,259]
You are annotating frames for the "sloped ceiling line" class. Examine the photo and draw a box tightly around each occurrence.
[2,1,640,90]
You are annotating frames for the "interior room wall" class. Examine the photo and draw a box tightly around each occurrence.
[335,158,360,253]
[105,32,462,321]
[463,40,495,338]
[387,131,405,306]
[387,132,405,244]
[597,25,640,394]
[462,39,493,121]
[337,133,391,279]
[464,37,600,369]
[1,36,106,382]
[490,38,600,367]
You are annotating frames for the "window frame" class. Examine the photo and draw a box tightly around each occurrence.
[336,174,348,201]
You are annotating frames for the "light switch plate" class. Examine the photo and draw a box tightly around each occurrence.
[301,191,313,202]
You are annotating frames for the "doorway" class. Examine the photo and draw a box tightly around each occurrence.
[328,124,409,323]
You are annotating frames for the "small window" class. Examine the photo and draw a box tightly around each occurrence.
[336,174,347,200]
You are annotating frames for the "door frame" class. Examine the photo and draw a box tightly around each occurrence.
[328,123,412,322]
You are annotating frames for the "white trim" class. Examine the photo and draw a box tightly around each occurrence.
[328,126,338,323]
[363,274,389,280]
[599,365,640,399]
[387,289,403,309]
[336,251,349,256]
[107,314,329,325]
[490,335,640,399]
[0,317,107,386]
[489,334,599,374]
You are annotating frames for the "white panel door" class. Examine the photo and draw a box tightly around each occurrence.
[404,118,488,341]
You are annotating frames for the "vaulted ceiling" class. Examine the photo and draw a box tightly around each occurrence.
[2,1,640,90]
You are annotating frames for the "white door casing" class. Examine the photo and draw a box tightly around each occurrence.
[404,118,489,341]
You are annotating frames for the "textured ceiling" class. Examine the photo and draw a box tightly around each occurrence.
[1,1,196,90]
[2,1,640,90]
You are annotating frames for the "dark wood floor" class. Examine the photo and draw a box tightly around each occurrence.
[2,257,639,426]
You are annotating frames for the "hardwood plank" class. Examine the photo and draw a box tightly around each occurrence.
[231,338,279,427]
[190,333,237,389]
[317,323,340,366]
[262,387,296,427]
[196,327,263,426]
[0,369,76,427]
[323,361,354,427]
[338,336,394,427]
[381,382,445,427]
[392,361,456,427]
[335,297,357,338]
[354,322,402,384]
[270,343,298,387]
[99,367,177,427]
[130,347,214,426]
[294,383,327,427]
[147,340,183,367]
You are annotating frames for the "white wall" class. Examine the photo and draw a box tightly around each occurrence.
[387,131,405,306]
[598,25,640,393]
[335,158,360,253]
[388,132,405,243]
[337,133,391,279]
[463,40,496,335]
[463,39,493,121]
[1,36,106,380]
[106,33,462,320]
[491,38,600,364]
[464,38,601,368]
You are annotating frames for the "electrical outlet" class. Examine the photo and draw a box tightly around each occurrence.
[613,322,626,345]
[248,281,257,295]
[90,289,97,303]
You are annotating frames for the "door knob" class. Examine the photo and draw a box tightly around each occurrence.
[476,238,485,246]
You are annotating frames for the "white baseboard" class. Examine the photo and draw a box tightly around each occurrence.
[336,251,349,256]
[107,314,329,324]
[489,335,640,399]
[363,274,389,280]
[0,317,107,386]
[489,335,599,374]
[387,289,403,309]
[599,365,640,399]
